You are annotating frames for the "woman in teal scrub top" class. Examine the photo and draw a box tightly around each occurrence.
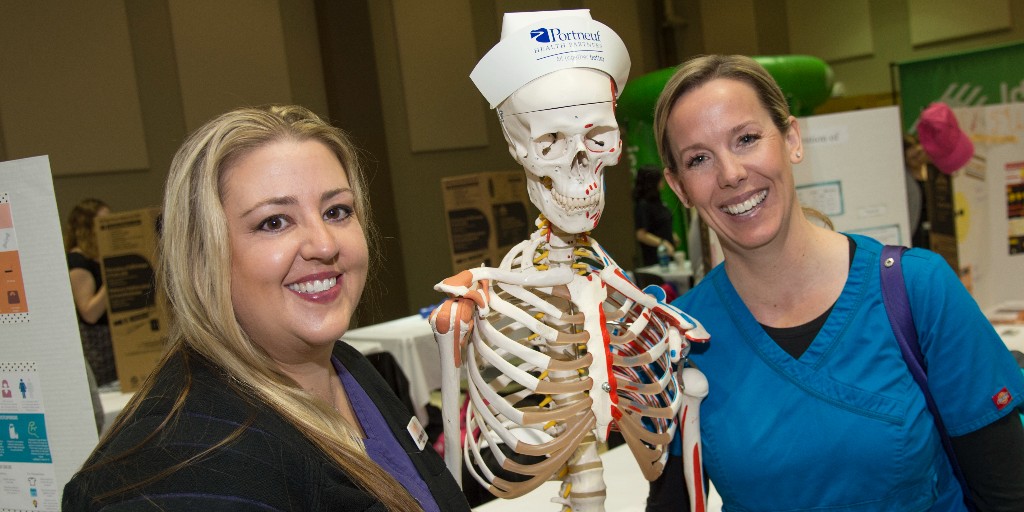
[648,55,1024,511]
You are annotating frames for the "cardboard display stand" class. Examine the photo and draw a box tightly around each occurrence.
[95,207,167,393]
[441,171,533,274]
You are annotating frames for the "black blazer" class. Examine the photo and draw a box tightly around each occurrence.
[62,343,470,511]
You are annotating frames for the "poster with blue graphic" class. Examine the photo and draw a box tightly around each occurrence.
[0,157,100,511]
[0,363,58,511]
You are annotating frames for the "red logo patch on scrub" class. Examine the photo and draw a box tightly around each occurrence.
[992,388,1012,410]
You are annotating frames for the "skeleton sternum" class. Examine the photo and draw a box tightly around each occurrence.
[563,272,618,440]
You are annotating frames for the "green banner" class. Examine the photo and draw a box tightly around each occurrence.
[897,41,1024,133]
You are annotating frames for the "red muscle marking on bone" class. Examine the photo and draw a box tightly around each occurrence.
[693,444,706,512]
[430,304,451,335]
[464,279,490,309]
[653,307,680,328]
[441,270,475,288]
[450,299,475,368]
[686,329,710,343]
[610,266,626,282]
[584,123,594,128]
[600,306,621,421]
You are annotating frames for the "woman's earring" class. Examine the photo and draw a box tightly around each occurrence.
[796,152,801,158]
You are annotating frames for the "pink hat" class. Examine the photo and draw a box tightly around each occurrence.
[917,102,974,175]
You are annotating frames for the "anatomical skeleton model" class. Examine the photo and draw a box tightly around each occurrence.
[430,11,710,512]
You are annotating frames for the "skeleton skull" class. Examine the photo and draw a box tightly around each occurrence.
[498,68,622,234]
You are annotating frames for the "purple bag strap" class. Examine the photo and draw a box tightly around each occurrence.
[880,245,976,511]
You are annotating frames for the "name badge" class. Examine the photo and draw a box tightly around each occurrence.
[407,416,428,451]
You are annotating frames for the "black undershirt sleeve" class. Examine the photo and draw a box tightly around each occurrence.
[951,411,1024,511]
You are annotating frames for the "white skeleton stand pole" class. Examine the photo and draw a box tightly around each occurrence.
[429,10,710,512]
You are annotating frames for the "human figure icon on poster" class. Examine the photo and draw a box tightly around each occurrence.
[19,378,26,399]
[1,380,11,398]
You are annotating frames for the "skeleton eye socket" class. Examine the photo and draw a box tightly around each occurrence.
[533,127,619,160]
[535,133,567,159]
[585,126,618,153]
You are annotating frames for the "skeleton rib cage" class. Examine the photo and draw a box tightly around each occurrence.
[435,226,709,503]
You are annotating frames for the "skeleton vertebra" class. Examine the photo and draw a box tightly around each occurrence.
[432,18,710,511]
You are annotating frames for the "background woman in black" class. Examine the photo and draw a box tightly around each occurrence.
[634,165,679,266]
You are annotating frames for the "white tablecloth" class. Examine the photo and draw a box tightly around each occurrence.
[472,444,722,511]
[343,314,440,425]
[635,261,694,293]
[987,300,1024,354]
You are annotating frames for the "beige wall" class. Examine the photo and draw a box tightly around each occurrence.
[673,0,1024,97]
[2,0,1022,321]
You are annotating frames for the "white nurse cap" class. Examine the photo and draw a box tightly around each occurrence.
[470,9,630,108]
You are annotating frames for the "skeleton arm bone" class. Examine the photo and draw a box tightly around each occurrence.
[680,367,710,512]
[430,269,496,483]
[429,298,474,484]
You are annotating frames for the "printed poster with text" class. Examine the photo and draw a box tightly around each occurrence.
[1007,161,1024,254]
[0,193,29,322]
[0,362,57,511]
[0,156,100,511]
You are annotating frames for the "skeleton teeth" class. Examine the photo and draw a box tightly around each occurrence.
[550,187,600,213]
[287,277,337,294]
[722,191,767,215]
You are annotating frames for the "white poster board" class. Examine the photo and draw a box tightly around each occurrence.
[951,103,1024,311]
[0,156,98,511]
[796,106,910,245]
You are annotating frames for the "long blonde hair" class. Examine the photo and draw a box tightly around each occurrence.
[87,105,419,510]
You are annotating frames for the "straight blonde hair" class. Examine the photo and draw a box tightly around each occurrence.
[83,105,419,511]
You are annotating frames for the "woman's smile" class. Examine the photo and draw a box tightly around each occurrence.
[286,273,342,304]
[721,190,768,216]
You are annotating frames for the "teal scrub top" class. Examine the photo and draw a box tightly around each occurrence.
[672,234,1024,511]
